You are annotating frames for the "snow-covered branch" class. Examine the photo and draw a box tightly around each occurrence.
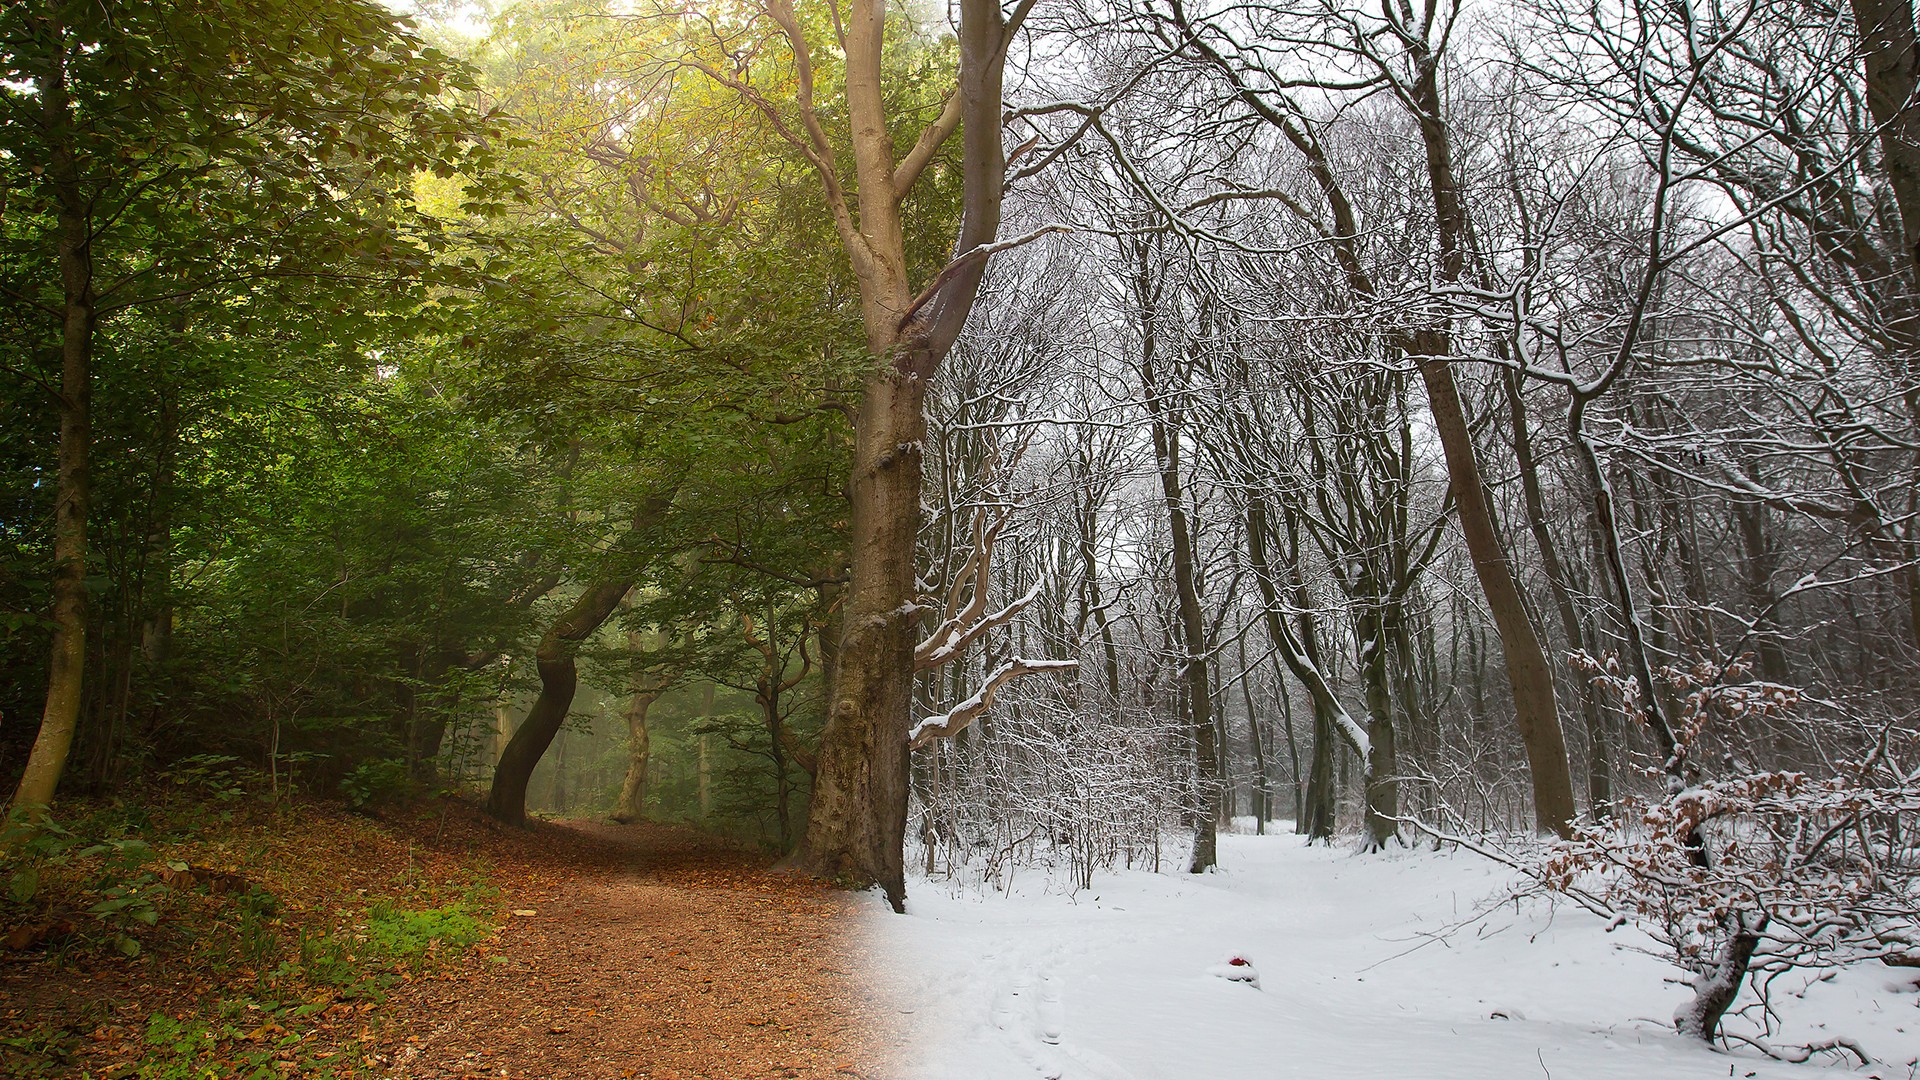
[909,658,1078,748]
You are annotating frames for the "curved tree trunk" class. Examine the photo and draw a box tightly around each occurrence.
[487,488,673,827]
[486,577,637,827]
[612,686,659,824]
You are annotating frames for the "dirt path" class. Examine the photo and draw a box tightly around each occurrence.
[389,820,892,1080]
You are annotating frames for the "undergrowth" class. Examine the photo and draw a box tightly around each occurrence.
[0,779,504,1078]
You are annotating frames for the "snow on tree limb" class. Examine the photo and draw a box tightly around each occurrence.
[914,458,1042,672]
[909,658,1078,748]
[915,579,1045,671]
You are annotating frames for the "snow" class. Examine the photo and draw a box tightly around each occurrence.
[862,826,1920,1080]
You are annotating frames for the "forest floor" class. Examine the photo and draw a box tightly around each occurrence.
[0,796,887,1080]
[384,816,886,1080]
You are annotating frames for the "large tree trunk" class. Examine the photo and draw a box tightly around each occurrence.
[782,0,1012,910]
[1853,0,1920,284]
[1358,625,1399,850]
[1303,696,1336,841]
[14,23,94,819]
[1419,354,1575,837]
[1504,372,1614,819]
[790,370,926,907]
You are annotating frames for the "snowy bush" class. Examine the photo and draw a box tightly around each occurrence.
[1532,656,1919,1054]
[912,690,1187,892]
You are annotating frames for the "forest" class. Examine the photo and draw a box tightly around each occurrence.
[2,0,1918,1076]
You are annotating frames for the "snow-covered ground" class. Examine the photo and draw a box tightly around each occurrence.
[861,827,1920,1080]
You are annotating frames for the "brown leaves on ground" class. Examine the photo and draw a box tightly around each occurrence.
[0,798,890,1079]
[388,817,888,1080]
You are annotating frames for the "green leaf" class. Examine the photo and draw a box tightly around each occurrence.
[7,868,37,904]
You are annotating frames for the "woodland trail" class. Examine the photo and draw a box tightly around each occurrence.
[388,818,889,1080]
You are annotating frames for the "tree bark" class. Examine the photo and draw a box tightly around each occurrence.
[790,371,926,905]
[1674,911,1768,1041]
[613,679,660,825]
[486,576,636,826]
[1236,634,1268,833]
[1852,0,1920,283]
[1503,372,1614,819]
[1132,271,1219,871]
[14,16,94,819]
[1246,498,1356,841]
[1358,624,1400,850]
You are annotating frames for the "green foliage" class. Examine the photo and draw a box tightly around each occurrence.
[163,756,252,802]
[1,0,935,836]
[340,760,412,810]
[0,1022,84,1079]
[131,1009,378,1079]
[0,812,165,957]
[360,900,491,971]
[0,0,524,797]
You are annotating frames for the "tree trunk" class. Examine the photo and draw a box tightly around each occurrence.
[1076,515,1123,697]
[1246,498,1354,841]
[487,487,672,826]
[405,648,460,786]
[1853,0,1920,286]
[766,686,793,850]
[1405,40,1577,839]
[1141,354,1219,873]
[1303,697,1336,841]
[1673,911,1768,1041]
[778,0,1012,911]
[1504,372,1613,819]
[1237,635,1268,834]
[1358,626,1399,850]
[13,22,94,819]
[1416,352,1575,837]
[613,686,659,824]
[790,370,926,908]
[487,577,637,827]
